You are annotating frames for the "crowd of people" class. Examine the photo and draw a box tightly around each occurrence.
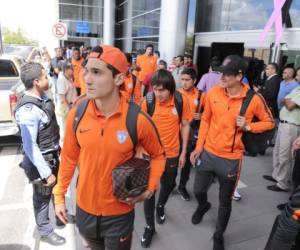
[14,43,300,250]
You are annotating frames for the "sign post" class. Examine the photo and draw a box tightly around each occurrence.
[52,22,68,40]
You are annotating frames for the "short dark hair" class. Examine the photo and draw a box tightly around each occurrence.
[145,44,154,50]
[91,46,120,77]
[151,69,175,95]
[125,53,132,64]
[20,62,44,90]
[209,58,221,71]
[181,67,197,81]
[72,47,80,52]
[268,63,279,73]
[283,66,296,77]
[154,50,160,57]
[158,59,167,68]
[176,55,184,62]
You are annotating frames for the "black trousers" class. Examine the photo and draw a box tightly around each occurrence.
[265,209,300,250]
[292,149,300,190]
[179,143,194,189]
[76,206,134,250]
[21,151,60,236]
[193,150,240,236]
[143,157,178,228]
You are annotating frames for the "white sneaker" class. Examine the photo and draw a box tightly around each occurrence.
[233,190,242,201]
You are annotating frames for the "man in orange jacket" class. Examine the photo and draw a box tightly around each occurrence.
[190,55,275,250]
[53,45,165,250]
[177,67,205,201]
[136,44,157,88]
[122,53,142,104]
[71,47,84,96]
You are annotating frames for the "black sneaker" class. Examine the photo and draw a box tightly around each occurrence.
[213,233,224,250]
[156,204,165,224]
[141,225,155,248]
[177,187,190,201]
[191,202,211,225]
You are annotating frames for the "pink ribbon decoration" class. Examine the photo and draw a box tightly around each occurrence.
[260,0,287,46]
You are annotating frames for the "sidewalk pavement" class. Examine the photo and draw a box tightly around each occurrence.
[0,146,290,250]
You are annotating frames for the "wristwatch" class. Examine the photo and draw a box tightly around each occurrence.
[243,124,251,132]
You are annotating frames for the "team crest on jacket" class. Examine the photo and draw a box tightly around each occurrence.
[117,130,128,144]
[194,99,198,106]
[127,82,133,89]
[172,107,178,115]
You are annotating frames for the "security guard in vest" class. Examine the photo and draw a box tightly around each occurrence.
[15,62,65,246]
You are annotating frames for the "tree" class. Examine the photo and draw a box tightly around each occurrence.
[3,27,37,46]
[185,35,194,56]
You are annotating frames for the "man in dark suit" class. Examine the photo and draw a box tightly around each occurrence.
[259,63,281,119]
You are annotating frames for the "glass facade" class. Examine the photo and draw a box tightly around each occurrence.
[281,50,300,69]
[115,0,161,53]
[59,0,103,38]
[195,0,300,33]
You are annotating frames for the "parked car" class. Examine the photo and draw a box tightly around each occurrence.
[4,45,34,59]
[0,54,25,137]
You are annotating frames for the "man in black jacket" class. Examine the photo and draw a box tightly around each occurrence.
[259,63,281,119]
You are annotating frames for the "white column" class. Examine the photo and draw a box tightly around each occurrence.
[103,0,115,45]
[159,0,189,65]
[123,0,133,52]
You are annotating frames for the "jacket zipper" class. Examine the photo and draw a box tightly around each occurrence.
[231,127,237,152]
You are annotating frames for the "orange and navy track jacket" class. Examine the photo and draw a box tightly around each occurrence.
[136,54,157,82]
[53,95,166,216]
[195,84,275,160]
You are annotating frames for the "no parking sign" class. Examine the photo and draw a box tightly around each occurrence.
[52,22,68,40]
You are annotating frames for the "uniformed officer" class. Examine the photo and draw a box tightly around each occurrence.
[15,62,65,246]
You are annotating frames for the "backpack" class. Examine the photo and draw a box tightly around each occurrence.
[240,89,275,154]
[129,74,137,103]
[72,99,141,154]
[145,90,183,122]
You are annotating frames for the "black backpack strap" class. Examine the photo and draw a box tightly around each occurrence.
[240,89,256,116]
[131,74,137,97]
[196,90,203,113]
[73,99,89,136]
[145,92,155,117]
[126,102,141,157]
[174,90,183,122]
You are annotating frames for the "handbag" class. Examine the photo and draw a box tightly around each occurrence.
[112,157,150,200]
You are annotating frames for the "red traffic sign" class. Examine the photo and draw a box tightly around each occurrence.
[52,22,67,40]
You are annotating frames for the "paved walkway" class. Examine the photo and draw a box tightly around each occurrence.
[0,144,290,250]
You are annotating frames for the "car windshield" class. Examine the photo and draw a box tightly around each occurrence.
[0,60,19,77]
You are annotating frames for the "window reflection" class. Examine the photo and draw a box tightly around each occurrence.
[115,0,161,52]
[195,0,299,32]
[59,0,103,38]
